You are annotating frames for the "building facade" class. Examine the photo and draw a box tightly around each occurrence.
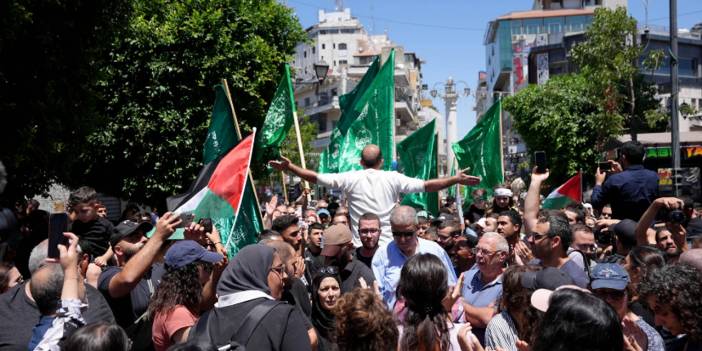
[292,8,428,160]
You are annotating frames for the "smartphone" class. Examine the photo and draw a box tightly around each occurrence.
[199,218,213,233]
[176,212,195,228]
[534,151,547,174]
[48,213,69,259]
[598,162,612,172]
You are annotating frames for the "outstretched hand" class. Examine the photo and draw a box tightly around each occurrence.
[456,168,481,186]
[268,156,291,171]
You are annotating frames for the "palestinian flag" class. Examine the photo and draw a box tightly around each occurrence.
[542,173,582,209]
[172,130,257,252]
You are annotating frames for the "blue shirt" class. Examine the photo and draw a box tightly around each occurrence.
[591,165,658,221]
[461,266,503,345]
[372,237,457,308]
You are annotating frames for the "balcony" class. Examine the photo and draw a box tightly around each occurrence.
[303,95,340,116]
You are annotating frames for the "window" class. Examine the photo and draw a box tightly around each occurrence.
[524,19,542,35]
[338,43,347,50]
[331,88,338,96]
[303,51,307,58]
[322,43,326,49]
[304,97,310,107]
[333,43,336,49]
[339,59,348,65]
[312,47,316,54]
[510,20,523,36]
[544,17,564,33]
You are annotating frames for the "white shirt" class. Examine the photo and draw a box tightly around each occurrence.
[317,168,425,246]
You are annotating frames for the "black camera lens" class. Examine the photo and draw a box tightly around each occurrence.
[668,210,686,224]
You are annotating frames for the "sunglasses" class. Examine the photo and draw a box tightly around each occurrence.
[319,266,339,275]
[270,265,286,276]
[392,231,415,238]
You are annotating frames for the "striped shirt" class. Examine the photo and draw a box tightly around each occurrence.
[484,311,519,351]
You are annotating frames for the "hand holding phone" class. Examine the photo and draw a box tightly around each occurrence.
[48,213,70,259]
[598,162,612,172]
[534,151,547,174]
[175,212,195,228]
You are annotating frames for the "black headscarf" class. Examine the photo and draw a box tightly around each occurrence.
[217,244,274,296]
[311,272,340,340]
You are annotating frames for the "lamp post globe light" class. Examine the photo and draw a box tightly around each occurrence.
[429,77,471,176]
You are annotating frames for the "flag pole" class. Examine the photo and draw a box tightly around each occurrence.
[222,78,264,219]
[498,99,505,182]
[579,168,583,204]
[291,108,311,195]
[436,132,441,215]
[280,171,289,204]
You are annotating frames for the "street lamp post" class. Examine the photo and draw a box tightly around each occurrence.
[669,0,681,196]
[430,77,470,176]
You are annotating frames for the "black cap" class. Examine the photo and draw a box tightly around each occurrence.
[613,219,638,248]
[110,220,153,248]
[521,267,574,291]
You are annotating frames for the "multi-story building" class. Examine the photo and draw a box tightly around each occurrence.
[292,8,426,159]
[476,0,626,177]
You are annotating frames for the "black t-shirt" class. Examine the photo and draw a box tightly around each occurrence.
[0,283,115,351]
[97,263,165,327]
[192,298,312,351]
[70,217,114,257]
[282,278,313,328]
[354,247,374,269]
[339,260,376,294]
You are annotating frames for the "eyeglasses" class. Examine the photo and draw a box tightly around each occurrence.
[359,228,380,234]
[450,231,462,237]
[392,231,415,238]
[270,265,286,277]
[319,266,339,275]
[472,247,497,256]
[529,232,549,241]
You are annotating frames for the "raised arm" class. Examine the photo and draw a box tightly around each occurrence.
[425,168,481,192]
[525,167,549,234]
[269,156,318,184]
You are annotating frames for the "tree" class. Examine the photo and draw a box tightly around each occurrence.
[570,7,664,139]
[78,0,307,206]
[0,0,131,202]
[503,74,622,184]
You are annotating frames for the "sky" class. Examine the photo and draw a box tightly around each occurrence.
[284,0,702,137]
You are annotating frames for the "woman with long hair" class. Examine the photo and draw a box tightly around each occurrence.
[149,240,224,351]
[622,245,665,326]
[311,271,342,350]
[396,253,469,351]
[484,265,542,351]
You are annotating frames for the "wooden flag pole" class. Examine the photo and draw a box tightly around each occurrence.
[281,171,289,204]
[221,79,263,218]
[291,109,311,197]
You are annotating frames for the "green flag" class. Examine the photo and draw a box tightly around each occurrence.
[319,56,381,173]
[337,50,395,172]
[398,119,439,215]
[452,99,504,202]
[254,64,295,165]
[202,85,263,257]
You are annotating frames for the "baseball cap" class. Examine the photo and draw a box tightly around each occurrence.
[613,219,637,248]
[416,210,429,220]
[321,224,353,257]
[590,263,629,291]
[164,240,223,269]
[317,209,331,218]
[520,267,574,291]
[110,220,154,248]
[530,285,591,312]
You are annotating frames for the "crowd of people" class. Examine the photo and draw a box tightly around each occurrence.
[0,141,701,351]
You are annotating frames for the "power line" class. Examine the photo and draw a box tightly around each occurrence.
[647,8,702,23]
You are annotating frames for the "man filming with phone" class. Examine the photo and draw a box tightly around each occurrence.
[591,141,659,221]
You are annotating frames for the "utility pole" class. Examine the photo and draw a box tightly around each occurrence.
[670,0,681,196]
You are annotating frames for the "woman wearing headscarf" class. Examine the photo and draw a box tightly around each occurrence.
[189,244,312,351]
[311,271,341,350]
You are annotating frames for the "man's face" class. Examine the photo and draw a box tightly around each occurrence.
[319,215,330,225]
[600,206,612,219]
[308,228,323,249]
[116,231,147,262]
[527,221,554,260]
[416,221,429,238]
[96,206,107,218]
[475,236,504,271]
[358,219,380,250]
[496,215,519,239]
[564,210,578,225]
[392,222,418,256]
[655,230,678,255]
[495,196,510,209]
[453,240,476,272]
[332,215,349,228]
[473,197,487,210]
[280,224,302,250]
[593,288,627,319]
[305,215,318,226]
[484,217,497,232]
[572,230,597,257]
[437,226,458,250]
[75,202,98,223]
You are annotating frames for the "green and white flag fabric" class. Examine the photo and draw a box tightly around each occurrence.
[398,119,439,216]
[452,99,504,202]
[254,64,295,165]
[319,56,381,173]
[337,49,395,172]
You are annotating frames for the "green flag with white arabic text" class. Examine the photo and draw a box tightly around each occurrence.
[452,99,504,202]
[398,119,439,216]
[254,64,295,166]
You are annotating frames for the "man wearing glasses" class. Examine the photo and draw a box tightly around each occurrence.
[371,206,456,309]
[460,232,508,345]
[355,213,381,269]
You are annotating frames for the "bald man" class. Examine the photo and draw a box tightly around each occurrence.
[270,144,480,246]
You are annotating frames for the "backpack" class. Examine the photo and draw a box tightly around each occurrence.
[190,300,283,351]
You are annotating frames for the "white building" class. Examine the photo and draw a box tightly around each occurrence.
[292,8,427,157]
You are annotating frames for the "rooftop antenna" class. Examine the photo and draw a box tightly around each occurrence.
[335,0,343,11]
[641,0,649,32]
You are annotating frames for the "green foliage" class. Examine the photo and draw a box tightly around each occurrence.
[503,75,623,184]
[570,7,662,136]
[0,0,131,201]
[79,0,306,205]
